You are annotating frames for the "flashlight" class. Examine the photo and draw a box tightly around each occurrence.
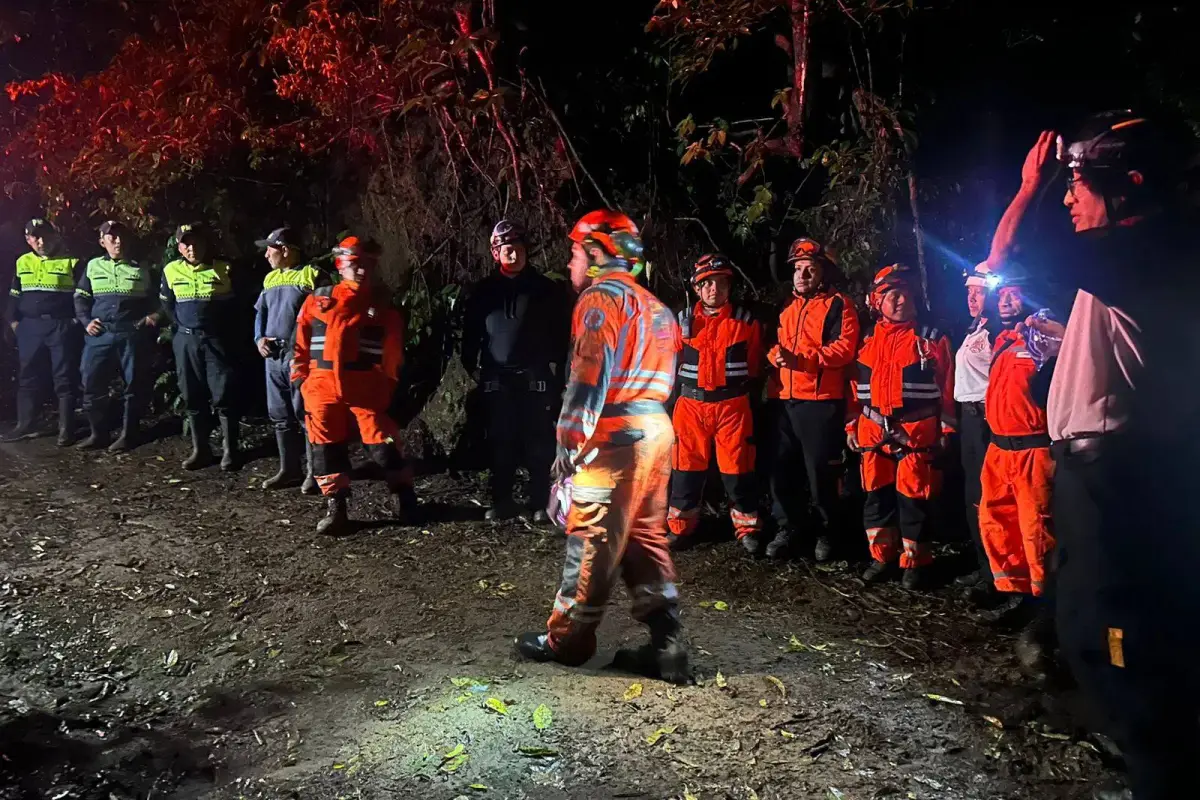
[985,273,1003,290]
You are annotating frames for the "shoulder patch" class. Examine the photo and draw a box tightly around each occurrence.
[582,306,606,331]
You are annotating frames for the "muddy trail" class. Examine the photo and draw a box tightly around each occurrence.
[0,424,1116,800]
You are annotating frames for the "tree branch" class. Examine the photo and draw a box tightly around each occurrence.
[536,78,615,210]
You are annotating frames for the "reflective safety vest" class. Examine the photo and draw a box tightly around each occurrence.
[676,302,762,397]
[985,327,1048,439]
[75,256,154,325]
[852,320,956,430]
[160,258,234,331]
[9,252,79,320]
[255,263,323,344]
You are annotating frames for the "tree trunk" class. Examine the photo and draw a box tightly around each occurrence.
[786,0,812,157]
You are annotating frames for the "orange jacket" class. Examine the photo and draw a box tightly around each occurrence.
[767,290,860,400]
[985,328,1048,438]
[558,271,680,456]
[677,302,762,393]
[292,281,405,407]
[849,320,955,432]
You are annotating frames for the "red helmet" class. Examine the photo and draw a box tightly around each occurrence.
[691,253,734,285]
[569,210,645,269]
[333,236,381,273]
[868,263,915,312]
[786,237,835,268]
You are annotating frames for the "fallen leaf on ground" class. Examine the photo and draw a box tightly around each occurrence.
[498,582,515,591]
[924,693,964,706]
[451,677,489,689]
[623,683,643,701]
[683,787,699,800]
[164,649,179,668]
[517,746,559,757]
[758,699,768,707]
[485,697,509,715]
[715,671,727,688]
[469,785,488,792]
[443,743,465,760]
[780,730,797,740]
[713,600,729,611]
[533,704,552,730]
[374,699,389,707]
[765,675,786,699]
[441,753,469,772]
[645,725,676,745]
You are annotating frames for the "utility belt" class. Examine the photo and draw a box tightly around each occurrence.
[482,369,552,393]
[94,319,147,333]
[992,432,1051,451]
[600,400,667,418]
[961,401,986,417]
[176,325,226,337]
[854,406,939,457]
[1050,435,1106,461]
[677,382,748,403]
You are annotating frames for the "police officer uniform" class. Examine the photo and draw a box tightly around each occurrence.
[4,218,81,445]
[75,220,158,451]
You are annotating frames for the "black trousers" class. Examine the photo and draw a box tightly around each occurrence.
[81,327,151,414]
[958,403,992,571]
[1053,438,1200,800]
[16,317,80,404]
[485,382,557,506]
[767,399,844,536]
[172,330,235,421]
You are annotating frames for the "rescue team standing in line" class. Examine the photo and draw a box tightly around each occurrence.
[2,110,1193,800]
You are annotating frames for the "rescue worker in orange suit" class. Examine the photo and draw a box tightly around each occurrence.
[515,210,689,685]
[848,265,955,590]
[291,237,419,536]
[1019,113,1200,800]
[764,238,860,561]
[978,264,1057,659]
[667,254,764,554]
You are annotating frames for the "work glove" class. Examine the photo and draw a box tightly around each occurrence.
[550,449,574,482]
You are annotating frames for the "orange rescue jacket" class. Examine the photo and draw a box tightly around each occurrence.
[558,271,680,456]
[677,302,762,395]
[292,281,405,407]
[849,320,955,431]
[985,328,1048,438]
[767,290,860,400]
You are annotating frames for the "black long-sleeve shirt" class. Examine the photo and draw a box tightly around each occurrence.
[461,267,572,382]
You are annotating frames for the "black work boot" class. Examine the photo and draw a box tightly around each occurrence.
[485,499,519,521]
[764,527,793,560]
[814,534,835,563]
[55,397,75,447]
[389,484,422,524]
[900,566,925,591]
[315,491,351,536]
[515,631,559,663]
[669,533,700,552]
[862,560,893,583]
[739,534,761,556]
[955,567,989,587]
[2,392,41,442]
[218,415,240,472]
[613,611,692,685]
[108,405,140,452]
[262,429,303,490]
[77,406,110,450]
[300,438,319,495]
[182,416,214,470]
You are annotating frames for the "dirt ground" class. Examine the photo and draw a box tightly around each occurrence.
[0,422,1119,800]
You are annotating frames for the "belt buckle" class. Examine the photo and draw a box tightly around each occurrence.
[531,380,547,392]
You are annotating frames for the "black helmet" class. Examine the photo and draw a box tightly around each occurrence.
[1060,110,1160,176]
[489,219,526,249]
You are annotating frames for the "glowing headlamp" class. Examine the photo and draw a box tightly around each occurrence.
[985,273,1003,290]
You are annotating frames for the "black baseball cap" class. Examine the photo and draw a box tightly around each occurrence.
[25,218,53,238]
[175,222,207,243]
[255,227,298,249]
[99,220,130,238]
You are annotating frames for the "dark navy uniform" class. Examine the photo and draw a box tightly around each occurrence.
[253,262,324,431]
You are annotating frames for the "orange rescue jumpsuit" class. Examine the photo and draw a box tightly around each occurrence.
[849,322,955,568]
[544,271,681,664]
[291,282,410,495]
[668,302,763,540]
[980,327,1055,595]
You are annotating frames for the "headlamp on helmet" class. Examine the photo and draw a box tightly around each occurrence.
[690,253,734,286]
[333,236,381,274]
[569,210,647,278]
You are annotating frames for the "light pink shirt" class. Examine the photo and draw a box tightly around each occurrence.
[1047,289,1144,441]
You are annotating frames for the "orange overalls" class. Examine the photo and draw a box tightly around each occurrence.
[980,327,1055,595]
[849,322,955,568]
[668,302,763,540]
[291,282,411,496]
[544,271,681,664]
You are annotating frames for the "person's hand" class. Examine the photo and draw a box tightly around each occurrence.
[85,319,103,336]
[8,320,17,334]
[1024,313,1065,340]
[141,314,158,328]
[846,430,860,452]
[551,451,574,481]
[257,337,274,358]
[1021,130,1058,191]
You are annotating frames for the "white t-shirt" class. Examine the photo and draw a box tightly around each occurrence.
[953,319,992,403]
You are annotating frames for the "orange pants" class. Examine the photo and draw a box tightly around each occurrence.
[546,414,679,664]
[858,413,941,568]
[668,394,759,538]
[303,394,410,496]
[979,443,1055,595]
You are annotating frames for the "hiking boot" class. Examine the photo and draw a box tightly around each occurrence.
[55,397,75,447]
[1091,788,1132,800]
[976,593,1026,625]
[739,534,760,556]
[182,417,214,470]
[531,509,551,525]
[315,491,351,536]
[485,500,519,521]
[764,527,793,560]
[108,405,140,452]
[515,632,559,663]
[301,438,319,495]
[814,535,834,563]
[77,407,109,450]
[955,567,989,587]
[262,429,303,490]
[612,611,691,685]
[669,533,700,552]
[900,566,924,591]
[862,560,893,583]
[218,414,240,472]
[2,392,40,442]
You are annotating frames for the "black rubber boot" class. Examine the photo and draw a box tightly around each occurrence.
[900,566,924,591]
[2,392,41,442]
[389,484,421,524]
[1092,789,1132,800]
[739,534,760,556]
[612,611,692,685]
[218,414,240,472]
[764,527,793,559]
[514,632,559,663]
[55,397,75,447]
[955,567,989,587]
[182,416,214,470]
[315,491,351,536]
[814,535,834,563]
[862,560,893,583]
[485,499,519,521]
[77,406,110,450]
[262,429,303,489]
[108,405,139,452]
[300,438,319,495]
